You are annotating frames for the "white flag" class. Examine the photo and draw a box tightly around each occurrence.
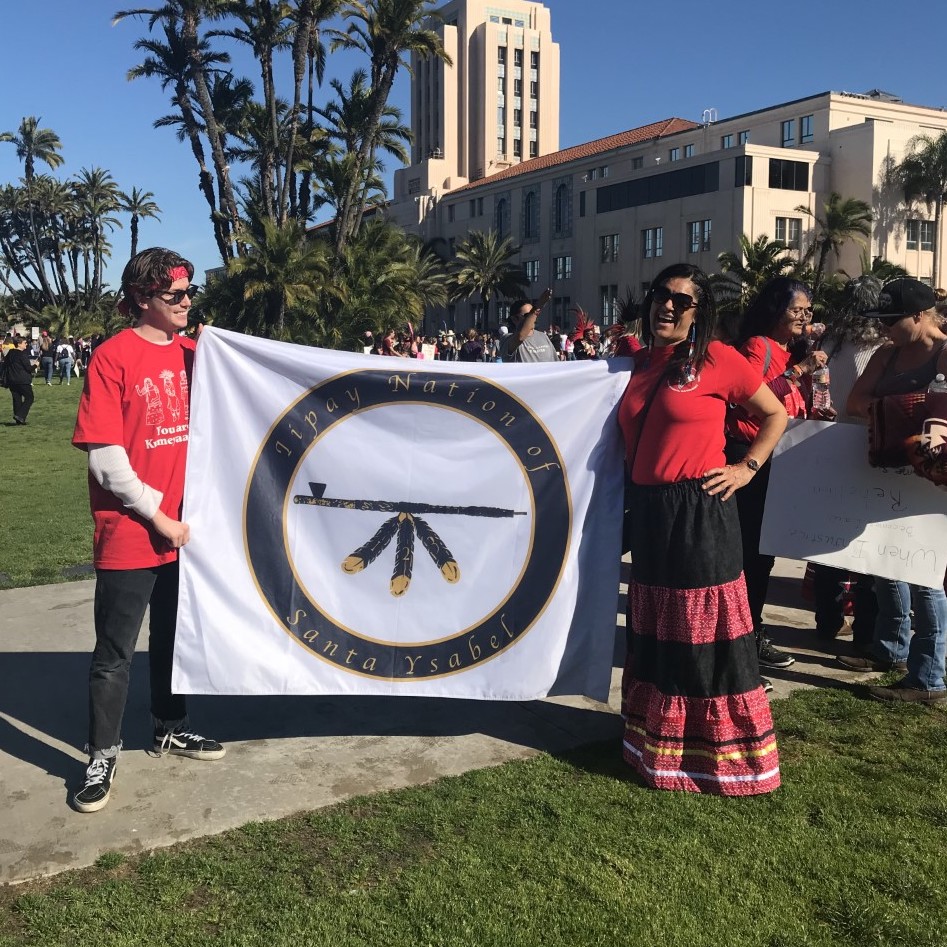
[174,328,630,701]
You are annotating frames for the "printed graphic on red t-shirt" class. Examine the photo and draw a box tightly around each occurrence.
[73,329,196,569]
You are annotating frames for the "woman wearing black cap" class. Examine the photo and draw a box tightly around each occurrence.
[842,277,947,704]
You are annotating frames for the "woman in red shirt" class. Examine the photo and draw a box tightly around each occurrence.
[725,278,830,672]
[619,263,787,795]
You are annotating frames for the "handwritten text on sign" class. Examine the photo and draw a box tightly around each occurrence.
[760,421,947,589]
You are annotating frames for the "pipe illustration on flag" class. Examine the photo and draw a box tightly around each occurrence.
[173,327,631,701]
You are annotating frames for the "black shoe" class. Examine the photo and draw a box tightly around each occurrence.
[760,676,774,694]
[73,756,117,813]
[758,635,795,669]
[154,728,226,760]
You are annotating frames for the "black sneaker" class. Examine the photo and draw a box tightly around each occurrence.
[73,756,117,813]
[760,676,774,694]
[154,728,226,760]
[758,635,795,669]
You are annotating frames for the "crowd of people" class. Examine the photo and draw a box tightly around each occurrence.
[5,243,943,811]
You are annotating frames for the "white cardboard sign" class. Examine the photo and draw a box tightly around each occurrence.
[760,420,947,589]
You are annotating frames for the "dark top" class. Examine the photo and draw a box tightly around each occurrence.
[4,348,33,386]
[875,340,947,397]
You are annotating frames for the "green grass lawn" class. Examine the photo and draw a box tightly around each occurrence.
[1,689,945,947]
[0,380,91,587]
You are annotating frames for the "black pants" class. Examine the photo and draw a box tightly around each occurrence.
[10,383,34,422]
[725,439,773,631]
[88,561,187,754]
[812,564,877,646]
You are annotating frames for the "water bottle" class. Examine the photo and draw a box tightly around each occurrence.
[811,363,832,412]
[926,373,947,422]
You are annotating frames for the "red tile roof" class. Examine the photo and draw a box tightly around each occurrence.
[452,117,701,192]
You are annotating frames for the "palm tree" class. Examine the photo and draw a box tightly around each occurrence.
[0,116,65,183]
[450,230,529,328]
[711,233,796,313]
[795,192,873,298]
[329,0,451,256]
[227,216,335,337]
[896,131,947,287]
[119,187,162,258]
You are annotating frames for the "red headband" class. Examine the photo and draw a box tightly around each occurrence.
[116,264,190,316]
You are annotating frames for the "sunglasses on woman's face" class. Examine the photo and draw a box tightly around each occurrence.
[652,286,698,312]
[154,284,200,305]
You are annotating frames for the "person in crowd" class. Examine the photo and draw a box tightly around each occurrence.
[725,277,833,673]
[56,337,76,385]
[502,296,557,363]
[39,331,56,384]
[458,327,485,362]
[70,247,225,814]
[573,325,600,360]
[840,277,947,704]
[5,335,35,425]
[619,262,787,795]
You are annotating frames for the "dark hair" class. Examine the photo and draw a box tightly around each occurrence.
[735,277,812,356]
[120,247,194,317]
[639,263,718,378]
[510,298,533,319]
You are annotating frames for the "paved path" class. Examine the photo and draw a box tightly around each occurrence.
[0,559,868,884]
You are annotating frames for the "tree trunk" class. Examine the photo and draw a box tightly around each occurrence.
[934,197,943,289]
[281,3,313,224]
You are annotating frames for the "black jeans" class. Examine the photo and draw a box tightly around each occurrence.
[88,561,187,756]
[725,438,773,631]
[812,564,877,646]
[10,383,34,422]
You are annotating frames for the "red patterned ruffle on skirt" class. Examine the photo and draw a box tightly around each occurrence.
[629,574,753,646]
[622,681,780,796]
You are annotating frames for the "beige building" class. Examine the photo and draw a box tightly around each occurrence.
[392,0,559,222]
[394,88,947,333]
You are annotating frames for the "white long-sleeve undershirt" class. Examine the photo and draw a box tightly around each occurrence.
[87,444,164,520]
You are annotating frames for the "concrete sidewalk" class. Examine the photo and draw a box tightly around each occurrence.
[0,559,867,884]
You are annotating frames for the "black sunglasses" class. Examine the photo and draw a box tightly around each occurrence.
[154,284,200,305]
[652,285,698,312]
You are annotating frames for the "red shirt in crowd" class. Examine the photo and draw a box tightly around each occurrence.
[620,341,760,485]
[73,329,196,569]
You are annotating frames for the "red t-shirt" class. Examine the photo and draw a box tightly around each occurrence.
[727,336,807,443]
[73,329,196,569]
[619,341,761,485]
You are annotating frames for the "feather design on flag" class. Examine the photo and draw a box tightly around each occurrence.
[390,513,416,597]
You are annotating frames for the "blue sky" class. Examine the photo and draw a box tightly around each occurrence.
[1,0,944,287]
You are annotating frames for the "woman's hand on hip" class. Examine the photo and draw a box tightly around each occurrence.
[701,464,754,501]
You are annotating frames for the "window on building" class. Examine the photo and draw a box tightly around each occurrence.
[530,51,539,68]
[735,155,753,187]
[701,218,712,251]
[721,133,734,149]
[523,190,537,238]
[588,167,599,181]
[469,199,476,217]
[447,204,455,223]
[529,80,538,98]
[408,178,420,195]
[632,156,644,169]
[513,138,522,157]
[529,140,537,158]
[524,259,540,282]
[906,219,919,250]
[471,302,484,328]
[477,197,484,215]
[553,296,571,327]
[514,48,523,67]
[687,221,700,254]
[684,144,695,158]
[769,158,809,190]
[498,135,506,157]
[642,227,664,259]
[529,111,538,129]
[497,47,507,64]
[921,220,935,251]
[669,147,681,162]
[800,114,814,144]
[554,184,568,233]
[579,191,586,217]
[739,130,749,145]
[775,216,802,250]
[514,77,522,95]
[497,106,505,125]
[600,165,609,178]
[496,198,507,239]
[600,233,620,263]
[781,119,796,147]
[513,108,522,126]
[554,255,572,280]
[600,285,619,324]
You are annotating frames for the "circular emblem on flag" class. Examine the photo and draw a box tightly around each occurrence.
[244,369,571,680]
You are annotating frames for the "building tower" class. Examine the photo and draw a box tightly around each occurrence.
[393,0,559,209]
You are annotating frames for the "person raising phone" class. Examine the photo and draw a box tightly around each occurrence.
[502,290,556,363]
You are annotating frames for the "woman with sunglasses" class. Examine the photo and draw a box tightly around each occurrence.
[841,278,947,704]
[725,278,833,675]
[619,263,787,795]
